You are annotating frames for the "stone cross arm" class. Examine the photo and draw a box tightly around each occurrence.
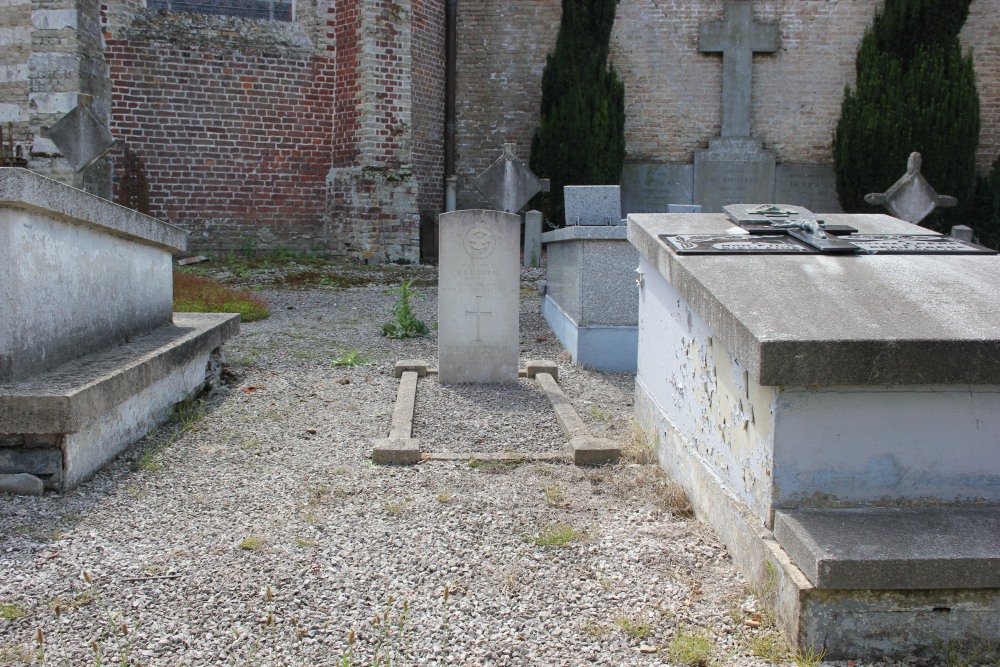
[699,1,779,138]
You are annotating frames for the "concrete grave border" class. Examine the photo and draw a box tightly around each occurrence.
[371,359,621,466]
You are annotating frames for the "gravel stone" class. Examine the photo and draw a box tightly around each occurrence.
[0,264,930,666]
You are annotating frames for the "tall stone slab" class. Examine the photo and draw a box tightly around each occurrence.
[438,210,520,383]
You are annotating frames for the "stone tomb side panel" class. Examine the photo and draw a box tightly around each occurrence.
[438,210,520,383]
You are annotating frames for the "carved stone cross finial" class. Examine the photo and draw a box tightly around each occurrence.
[700,1,779,138]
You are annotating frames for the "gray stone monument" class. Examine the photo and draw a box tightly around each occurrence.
[438,210,521,383]
[693,1,779,213]
[865,152,957,224]
[564,185,622,225]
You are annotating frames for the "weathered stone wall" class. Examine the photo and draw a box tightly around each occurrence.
[455,0,1000,210]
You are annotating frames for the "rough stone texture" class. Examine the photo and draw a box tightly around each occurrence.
[564,185,621,226]
[775,507,1000,590]
[523,209,542,268]
[620,163,694,214]
[0,473,44,496]
[693,137,776,213]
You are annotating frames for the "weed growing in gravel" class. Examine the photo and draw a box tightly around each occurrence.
[620,420,657,464]
[532,523,584,547]
[173,398,206,430]
[581,620,611,637]
[543,484,567,507]
[793,643,827,667]
[435,491,453,503]
[380,280,429,339]
[588,405,610,421]
[613,614,653,639]
[0,643,31,665]
[942,639,998,667]
[239,535,267,552]
[331,348,374,367]
[384,501,406,514]
[746,629,790,662]
[669,625,715,666]
[0,602,27,620]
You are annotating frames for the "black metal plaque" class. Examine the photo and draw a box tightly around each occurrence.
[847,235,997,255]
[659,234,814,254]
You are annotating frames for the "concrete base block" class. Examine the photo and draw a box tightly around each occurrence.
[0,312,239,491]
[394,359,429,378]
[541,296,637,372]
[372,438,422,465]
[570,436,621,466]
[524,359,558,382]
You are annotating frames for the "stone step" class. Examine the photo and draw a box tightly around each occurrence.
[775,507,1000,590]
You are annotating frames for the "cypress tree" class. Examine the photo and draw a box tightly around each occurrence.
[530,0,625,226]
[833,0,980,230]
[973,156,1000,249]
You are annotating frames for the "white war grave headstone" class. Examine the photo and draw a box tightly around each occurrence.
[438,144,544,383]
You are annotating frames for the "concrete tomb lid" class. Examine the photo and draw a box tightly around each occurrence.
[627,211,1000,386]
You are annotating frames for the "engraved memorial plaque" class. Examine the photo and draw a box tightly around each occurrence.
[438,209,521,383]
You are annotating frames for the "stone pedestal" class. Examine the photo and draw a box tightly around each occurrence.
[541,225,638,372]
[693,137,776,213]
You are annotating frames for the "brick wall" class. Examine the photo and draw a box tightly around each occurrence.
[411,0,444,212]
[107,40,335,252]
[456,0,1000,207]
[454,0,560,209]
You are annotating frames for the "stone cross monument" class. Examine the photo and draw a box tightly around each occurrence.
[693,1,780,213]
[699,2,779,138]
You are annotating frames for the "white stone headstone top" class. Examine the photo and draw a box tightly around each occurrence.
[438,209,520,383]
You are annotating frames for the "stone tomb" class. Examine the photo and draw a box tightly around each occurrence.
[628,210,1000,658]
[438,209,520,383]
[0,168,238,492]
[542,185,639,372]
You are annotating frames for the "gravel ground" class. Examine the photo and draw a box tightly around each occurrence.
[0,264,933,666]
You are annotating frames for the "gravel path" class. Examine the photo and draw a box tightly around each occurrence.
[0,265,919,666]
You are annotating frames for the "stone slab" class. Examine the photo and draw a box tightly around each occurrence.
[394,359,429,378]
[0,473,44,496]
[570,436,621,466]
[0,313,240,433]
[775,165,843,213]
[628,212,1000,386]
[0,168,186,251]
[620,163,694,214]
[523,359,558,382]
[388,371,419,439]
[438,210,520,383]
[541,295,638,372]
[41,100,116,172]
[564,185,621,226]
[693,137,776,213]
[775,508,1000,590]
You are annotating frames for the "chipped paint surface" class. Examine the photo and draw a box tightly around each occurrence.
[636,256,778,524]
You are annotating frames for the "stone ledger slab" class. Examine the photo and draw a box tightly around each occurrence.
[438,210,520,383]
[774,508,1000,590]
[620,163,694,214]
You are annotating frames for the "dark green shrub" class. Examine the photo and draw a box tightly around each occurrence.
[973,155,1000,249]
[529,0,625,226]
[833,0,980,231]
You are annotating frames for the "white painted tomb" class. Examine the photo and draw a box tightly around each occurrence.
[0,168,239,491]
[629,211,1000,659]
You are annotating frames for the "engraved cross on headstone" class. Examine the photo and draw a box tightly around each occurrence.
[465,295,492,342]
[699,1,779,138]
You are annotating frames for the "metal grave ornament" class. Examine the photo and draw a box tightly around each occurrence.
[665,202,997,255]
[472,143,548,213]
[864,152,957,224]
[723,204,857,235]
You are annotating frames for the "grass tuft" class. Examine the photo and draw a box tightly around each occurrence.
[331,349,373,368]
[173,272,270,322]
[670,625,714,666]
[532,523,584,547]
[0,603,27,620]
[239,535,267,552]
[613,614,653,639]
